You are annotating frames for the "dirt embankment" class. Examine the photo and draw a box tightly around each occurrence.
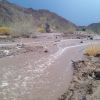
[59,57,100,100]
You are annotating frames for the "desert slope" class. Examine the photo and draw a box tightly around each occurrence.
[0,0,76,34]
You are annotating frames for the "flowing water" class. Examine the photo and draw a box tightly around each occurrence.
[0,39,95,100]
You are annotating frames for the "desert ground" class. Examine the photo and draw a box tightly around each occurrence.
[0,32,100,100]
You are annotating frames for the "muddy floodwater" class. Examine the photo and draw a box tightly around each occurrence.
[0,38,98,100]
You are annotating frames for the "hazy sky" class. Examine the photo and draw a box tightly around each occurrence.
[8,0,100,26]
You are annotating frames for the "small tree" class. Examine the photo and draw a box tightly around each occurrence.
[45,23,51,33]
[82,28,86,31]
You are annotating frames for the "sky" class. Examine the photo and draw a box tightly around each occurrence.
[8,0,100,26]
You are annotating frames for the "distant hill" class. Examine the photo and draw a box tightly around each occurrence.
[0,0,77,35]
[77,23,100,34]
[87,23,100,34]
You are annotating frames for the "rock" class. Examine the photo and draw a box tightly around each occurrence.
[82,96,87,100]
[77,37,80,39]
[80,41,83,43]
[44,49,48,53]
[95,54,100,57]
[91,57,100,65]
[17,44,25,48]
[58,93,67,100]
[94,69,100,80]
[90,37,93,40]
[3,50,10,55]
[86,83,93,95]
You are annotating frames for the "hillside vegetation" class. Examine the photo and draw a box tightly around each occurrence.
[0,0,76,35]
[87,23,100,34]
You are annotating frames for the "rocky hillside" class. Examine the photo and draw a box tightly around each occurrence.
[87,23,100,34]
[0,0,77,35]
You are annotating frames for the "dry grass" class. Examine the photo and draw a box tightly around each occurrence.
[84,44,100,56]
[37,27,45,33]
[0,27,11,35]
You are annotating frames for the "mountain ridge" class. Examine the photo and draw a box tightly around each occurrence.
[87,22,100,33]
[0,0,77,35]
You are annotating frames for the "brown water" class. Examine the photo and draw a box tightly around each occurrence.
[0,40,88,100]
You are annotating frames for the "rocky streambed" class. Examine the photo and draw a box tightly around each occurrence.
[59,57,100,100]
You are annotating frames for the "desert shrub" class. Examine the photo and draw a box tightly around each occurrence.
[21,34,30,38]
[84,44,100,56]
[82,28,86,31]
[37,27,45,33]
[0,27,11,35]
